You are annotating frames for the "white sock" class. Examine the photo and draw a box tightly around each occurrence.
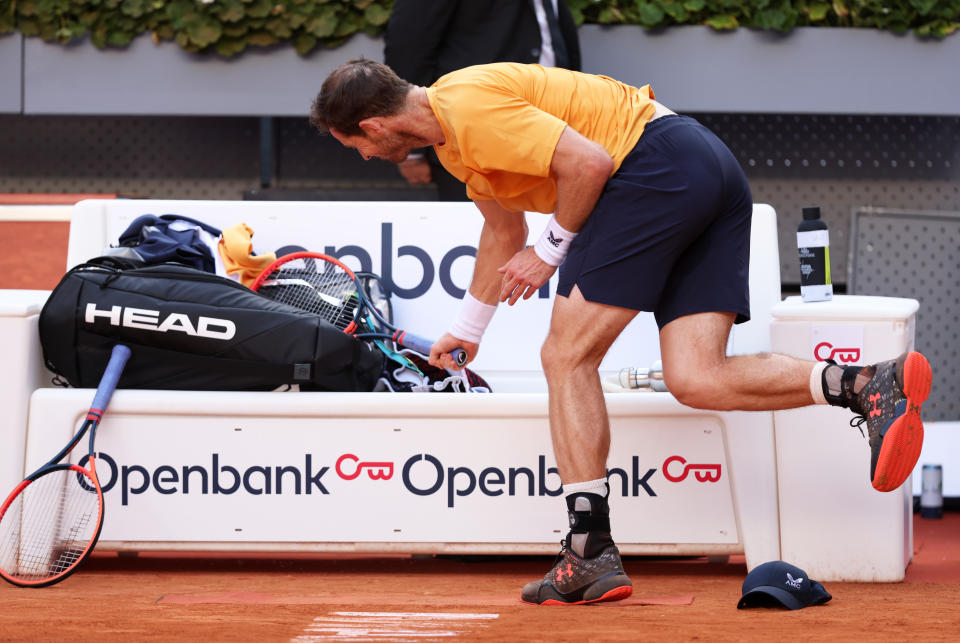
[563,477,609,499]
[810,361,828,405]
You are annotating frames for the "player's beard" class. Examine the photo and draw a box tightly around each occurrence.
[381,130,429,163]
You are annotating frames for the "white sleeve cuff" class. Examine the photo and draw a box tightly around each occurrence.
[449,292,497,343]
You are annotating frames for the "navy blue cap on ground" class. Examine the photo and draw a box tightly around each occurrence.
[737,561,832,610]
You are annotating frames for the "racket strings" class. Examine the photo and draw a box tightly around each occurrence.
[259,260,360,330]
[0,469,100,583]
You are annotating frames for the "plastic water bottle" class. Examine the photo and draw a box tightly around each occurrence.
[618,360,668,392]
[797,206,833,302]
[920,464,943,519]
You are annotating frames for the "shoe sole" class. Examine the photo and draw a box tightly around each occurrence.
[525,584,634,606]
[872,351,931,492]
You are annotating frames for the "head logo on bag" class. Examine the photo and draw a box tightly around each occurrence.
[84,303,237,340]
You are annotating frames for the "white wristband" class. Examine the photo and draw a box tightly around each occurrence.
[449,292,497,344]
[533,215,578,266]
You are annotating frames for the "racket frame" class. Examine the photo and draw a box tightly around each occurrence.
[0,344,130,588]
[252,252,466,367]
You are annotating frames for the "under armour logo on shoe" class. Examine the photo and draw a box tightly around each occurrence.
[547,231,563,248]
[556,564,574,581]
[785,573,804,589]
[868,393,882,418]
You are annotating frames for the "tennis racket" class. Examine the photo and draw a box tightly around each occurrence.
[0,344,131,588]
[251,252,466,367]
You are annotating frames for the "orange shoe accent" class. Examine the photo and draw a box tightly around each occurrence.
[868,393,882,418]
[534,584,634,606]
[873,352,931,492]
[592,585,634,603]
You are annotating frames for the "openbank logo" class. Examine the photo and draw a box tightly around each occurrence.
[87,451,720,508]
[813,341,861,363]
[335,453,393,480]
[325,222,550,300]
[662,455,722,483]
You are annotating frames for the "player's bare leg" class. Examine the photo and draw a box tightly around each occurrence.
[658,311,814,411]
[660,311,932,492]
[540,288,637,481]
[522,286,636,605]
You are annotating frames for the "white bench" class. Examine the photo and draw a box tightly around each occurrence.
[3,199,911,580]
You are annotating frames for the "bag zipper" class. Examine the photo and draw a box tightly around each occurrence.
[75,262,251,292]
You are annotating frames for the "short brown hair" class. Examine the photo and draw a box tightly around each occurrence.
[309,59,412,136]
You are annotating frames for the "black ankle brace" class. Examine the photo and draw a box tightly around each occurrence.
[822,360,870,413]
[565,492,614,559]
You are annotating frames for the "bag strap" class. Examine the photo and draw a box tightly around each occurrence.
[80,256,142,271]
[107,341,315,384]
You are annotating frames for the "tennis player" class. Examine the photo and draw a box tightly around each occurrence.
[309,60,932,605]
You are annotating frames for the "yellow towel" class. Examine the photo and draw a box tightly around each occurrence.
[218,223,276,288]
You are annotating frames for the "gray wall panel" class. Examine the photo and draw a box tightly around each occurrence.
[0,35,22,114]
[580,26,960,116]
[849,208,960,421]
[23,34,382,116]
[19,26,960,116]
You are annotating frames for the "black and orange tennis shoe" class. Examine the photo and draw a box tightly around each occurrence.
[522,490,633,605]
[829,351,932,492]
[521,540,633,605]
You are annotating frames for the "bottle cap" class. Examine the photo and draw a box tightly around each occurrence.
[802,206,821,220]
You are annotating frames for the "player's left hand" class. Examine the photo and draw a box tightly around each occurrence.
[497,247,557,305]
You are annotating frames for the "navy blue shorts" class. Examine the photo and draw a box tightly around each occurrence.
[556,115,753,329]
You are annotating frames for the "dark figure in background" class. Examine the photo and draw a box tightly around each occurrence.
[384,0,581,201]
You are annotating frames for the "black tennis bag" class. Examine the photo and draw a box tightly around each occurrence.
[39,260,384,391]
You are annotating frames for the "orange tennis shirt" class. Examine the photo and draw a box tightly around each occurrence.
[424,63,657,214]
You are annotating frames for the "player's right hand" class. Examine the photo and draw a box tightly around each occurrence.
[430,332,478,370]
[397,156,432,184]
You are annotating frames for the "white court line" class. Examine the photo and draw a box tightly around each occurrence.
[293,611,499,642]
[331,613,499,620]
[0,205,72,222]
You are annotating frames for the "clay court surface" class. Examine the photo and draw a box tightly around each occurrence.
[2,218,958,640]
[0,513,957,642]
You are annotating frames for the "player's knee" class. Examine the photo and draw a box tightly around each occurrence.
[663,370,694,407]
[540,337,565,378]
[664,367,728,410]
[540,335,598,379]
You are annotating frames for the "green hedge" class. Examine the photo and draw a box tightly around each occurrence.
[0,0,956,58]
[569,0,959,35]
[0,0,394,56]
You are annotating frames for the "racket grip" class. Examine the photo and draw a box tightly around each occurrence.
[91,345,131,411]
[449,348,468,368]
[395,331,468,368]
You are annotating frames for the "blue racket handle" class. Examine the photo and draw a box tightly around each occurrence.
[449,348,468,368]
[396,331,468,368]
[91,345,131,411]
